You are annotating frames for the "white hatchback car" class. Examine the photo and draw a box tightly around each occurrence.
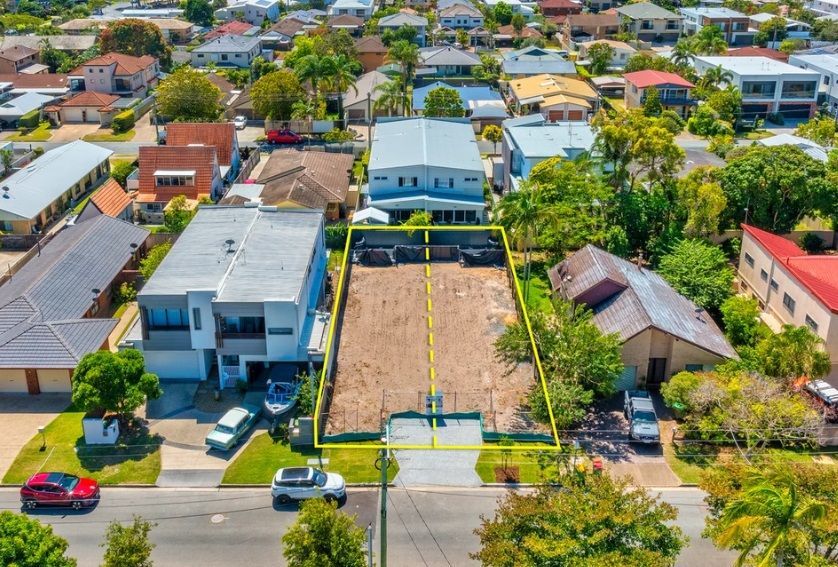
[233,115,247,130]
[271,467,346,504]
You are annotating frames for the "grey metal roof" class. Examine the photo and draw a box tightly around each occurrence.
[501,46,576,76]
[552,245,737,359]
[0,92,54,119]
[0,140,113,222]
[419,46,481,67]
[343,70,392,108]
[194,34,261,53]
[616,2,681,19]
[369,117,483,173]
[0,215,148,367]
[503,117,595,159]
[378,13,428,26]
[139,206,324,303]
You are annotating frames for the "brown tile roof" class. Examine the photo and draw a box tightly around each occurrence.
[90,178,132,218]
[727,46,788,62]
[80,52,157,76]
[0,73,69,88]
[564,12,620,26]
[328,14,364,27]
[269,18,306,37]
[356,36,387,53]
[149,18,194,31]
[255,149,354,210]
[0,45,38,62]
[497,24,543,38]
[165,122,237,167]
[206,72,236,94]
[137,145,218,203]
[59,91,120,109]
[205,21,259,39]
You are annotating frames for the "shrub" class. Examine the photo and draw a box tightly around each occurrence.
[708,134,735,158]
[112,110,135,133]
[18,110,40,129]
[661,371,702,413]
[116,282,137,304]
[766,112,784,125]
[325,223,348,249]
[33,146,44,157]
[800,232,824,253]
[139,242,172,280]
[657,110,685,134]
[294,372,316,416]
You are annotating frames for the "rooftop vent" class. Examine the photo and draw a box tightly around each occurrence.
[1,186,8,199]
[225,238,235,253]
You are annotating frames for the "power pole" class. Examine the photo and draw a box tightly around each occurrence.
[378,447,388,567]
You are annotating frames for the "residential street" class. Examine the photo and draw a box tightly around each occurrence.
[0,486,734,566]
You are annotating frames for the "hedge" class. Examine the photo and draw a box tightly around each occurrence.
[18,110,40,129]
[325,223,348,249]
[112,110,135,133]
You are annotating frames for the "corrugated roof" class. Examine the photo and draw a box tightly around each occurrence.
[502,46,576,75]
[419,46,481,67]
[412,81,502,111]
[194,35,261,53]
[255,149,354,209]
[166,122,237,167]
[343,70,392,107]
[378,13,428,26]
[551,245,737,359]
[369,117,483,173]
[89,178,132,218]
[0,215,147,367]
[509,73,598,102]
[356,35,387,53]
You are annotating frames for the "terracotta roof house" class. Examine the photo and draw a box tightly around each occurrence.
[738,224,838,380]
[727,46,789,62]
[539,0,582,17]
[549,245,737,389]
[165,122,241,181]
[71,52,160,97]
[204,20,261,40]
[135,145,222,222]
[0,46,41,75]
[356,36,388,72]
[235,149,355,219]
[77,178,133,222]
[44,90,122,126]
[623,69,696,117]
[0,215,148,394]
[495,24,543,46]
[57,17,112,34]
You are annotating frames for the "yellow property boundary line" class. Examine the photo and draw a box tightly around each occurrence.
[313,225,561,451]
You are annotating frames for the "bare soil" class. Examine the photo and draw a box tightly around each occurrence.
[325,263,537,435]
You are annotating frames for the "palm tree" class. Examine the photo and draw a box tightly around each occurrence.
[496,182,558,302]
[387,40,420,113]
[326,54,359,122]
[294,54,335,112]
[715,470,827,567]
[693,25,728,55]
[699,65,734,91]
[670,39,697,68]
[373,76,404,117]
[485,19,499,50]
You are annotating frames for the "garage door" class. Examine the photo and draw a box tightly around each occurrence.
[566,110,584,120]
[778,104,813,118]
[547,110,564,121]
[0,369,28,393]
[143,350,203,380]
[347,109,366,120]
[38,369,72,393]
[615,365,637,391]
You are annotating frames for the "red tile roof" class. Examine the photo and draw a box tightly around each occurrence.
[137,146,218,203]
[540,0,581,9]
[79,52,157,76]
[59,91,120,109]
[497,24,543,38]
[204,21,258,39]
[742,224,838,313]
[728,46,788,62]
[0,73,69,88]
[623,69,694,89]
[165,122,237,167]
[356,36,387,53]
[90,178,132,218]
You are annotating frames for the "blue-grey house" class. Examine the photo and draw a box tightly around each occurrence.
[412,81,508,123]
[501,46,577,78]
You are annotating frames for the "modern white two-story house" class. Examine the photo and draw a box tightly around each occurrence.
[126,206,329,388]
[365,117,486,224]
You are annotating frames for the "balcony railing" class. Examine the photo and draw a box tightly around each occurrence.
[221,332,266,340]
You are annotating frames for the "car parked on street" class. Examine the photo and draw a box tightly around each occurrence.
[20,472,100,510]
[205,405,261,451]
[271,467,346,504]
[624,390,660,444]
[266,129,303,144]
[233,116,247,130]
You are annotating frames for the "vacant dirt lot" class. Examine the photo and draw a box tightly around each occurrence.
[325,263,537,435]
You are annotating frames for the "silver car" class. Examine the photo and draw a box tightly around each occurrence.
[271,467,346,504]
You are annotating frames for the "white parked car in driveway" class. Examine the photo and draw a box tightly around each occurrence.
[271,467,346,504]
[233,116,247,130]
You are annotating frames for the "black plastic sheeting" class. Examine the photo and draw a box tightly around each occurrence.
[393,245,425,263]
[353,248,393,266]
[352,246,506,267]
[460,249,505,266]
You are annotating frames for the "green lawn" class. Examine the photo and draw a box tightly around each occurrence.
[741,130,772,141]
[514,261,554,315]
[327,249,345,272]
[2,407,161,485]
[83,130,136,142]
[222,432,398,484]
[72,192,94,214]
[8,122,52,142]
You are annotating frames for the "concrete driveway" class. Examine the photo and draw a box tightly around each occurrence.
[49,123,100,142]
[145,382,268,487]
[0,394,70,480]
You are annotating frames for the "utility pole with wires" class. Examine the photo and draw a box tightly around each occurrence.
[375,426,391,567]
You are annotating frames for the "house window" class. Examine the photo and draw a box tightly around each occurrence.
[235,53,242,58]
[741,81,776,98]
[744,252,754,267]
[782,292,795,314]
[192,307,201,330]
[781,81,817,99]
[398,176,418,187]
[465,210,477,222]
[666,20,679,30]
[221,316,266,335]
[641,19,653,30]
[685,364,704,372]
[98,68,103,73]
[760,268,768,281]
[373,176,388,180]
[464,177,479,182]
[197,53,205,58]
[434,177,454,188]
[268,327,293,335]
[805,314,818,332]
[147,308,190,330]
[770,278,779,291]
[155,175,195,187]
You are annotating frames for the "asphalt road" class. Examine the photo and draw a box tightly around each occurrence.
[0,486,733,566]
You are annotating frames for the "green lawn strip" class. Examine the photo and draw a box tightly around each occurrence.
[475,443,559,483]
[72,192,94,214]
[8,123,52,142]
[2,407,161,485]
[741,130,772,141]
[514,262,554,315]
[222,433,398,484]
[327,249,345,272]
[83,130,136,142]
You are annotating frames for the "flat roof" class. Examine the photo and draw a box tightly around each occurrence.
[504,118,595,158]
[140,206,323,303]
[696,55,821,76]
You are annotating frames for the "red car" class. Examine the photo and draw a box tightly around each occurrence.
[266,129,303,144]
[20,472,100,510]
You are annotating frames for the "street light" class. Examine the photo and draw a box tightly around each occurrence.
[38,426,46,452]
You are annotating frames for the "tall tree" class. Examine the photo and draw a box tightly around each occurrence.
[99,19,171,67]
[326,54,358,120]
[0,512,76,567]
[282,499,366,567]
[511,13,525,37]
[675,166,727,237]
[251,69,306,120]
[163,195,195,233]
[795,115,838,146]
[493,1,513,25]
[473,475,687,565]
[720,295,763,348]
[698,65,734,92]
[373,76,404,116]
[72,350,162,424]
[643,85,663,116]
[657,239,733,312]
[387,40,420,111]
[156,66,221,121]
[587,41,615,74]
[101,516,155,567]
[693,24,728,54]
[670,38,697,67]
[757,324,831,383]
[294,53,334,106]
[184,0,213,26]
[482,124,502,153]
[754,16,789,45]
[423,86,464,117]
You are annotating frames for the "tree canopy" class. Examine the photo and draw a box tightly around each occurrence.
[184,0,213,26]
[281,499,367,567]
[756,324,831,383]
[251,69,306,120]
[72,350,163,421]
[587,42,614,75]
[657,239,733,312]
[99,19,171,67]
[156,66,222,121]
[0,512,76,567]
[163,195,195,233]
[101,516,155,567]
[423,86,465,117]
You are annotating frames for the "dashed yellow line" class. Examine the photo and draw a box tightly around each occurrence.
[425,248,430,261]
[424,231,438,435]
[429,367,435,381]
[428,316,433,329]
[425,264,431,278]
[428,332,434,346]
[429,350,434,363]
[427,298,432,311]
[426,281,431,294]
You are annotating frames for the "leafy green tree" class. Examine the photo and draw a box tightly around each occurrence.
[111,162,135,189]
[625,52,672,73]
[423,86,464,117]
[472,475,687,565]
[482,124,502,153]
[718,145,828,233]
[779,37,807,54]
[101,516,155,567]
[322,29,358,60]
[184,0,213,26]
[697,65,734,93]
[139,242,172,280]
[72,350,162,424]
[757,324,831,383]
[658,239,733,312]
[250,56,276,82]
[0,512,76,567]
[706,87,742,124]
[381,24,418,46]
[661,371,702,413]
[251,69,306,120]
[39,38,70,73]
[676,166,727,237]
[99,19,171,67]
[293,372,316,416]
[511,13,525,37]
[720,295,762,347]
[295,53,334,105]
[693,24,728,55]
[670,38,697,67]
[373,76,404,116]
[587,41,615,74]
[472,53,502,83]
[156,67,221,121]
[163,195,194,233]
[456,28,469,48]
[754,16,789,46]
[643,85,663,116]
[282,499,366,567]
[401,210,433,236]
[387,40,420,111]
[796,115,837,146]
[493,1,513,25]
[322,128,355,144]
